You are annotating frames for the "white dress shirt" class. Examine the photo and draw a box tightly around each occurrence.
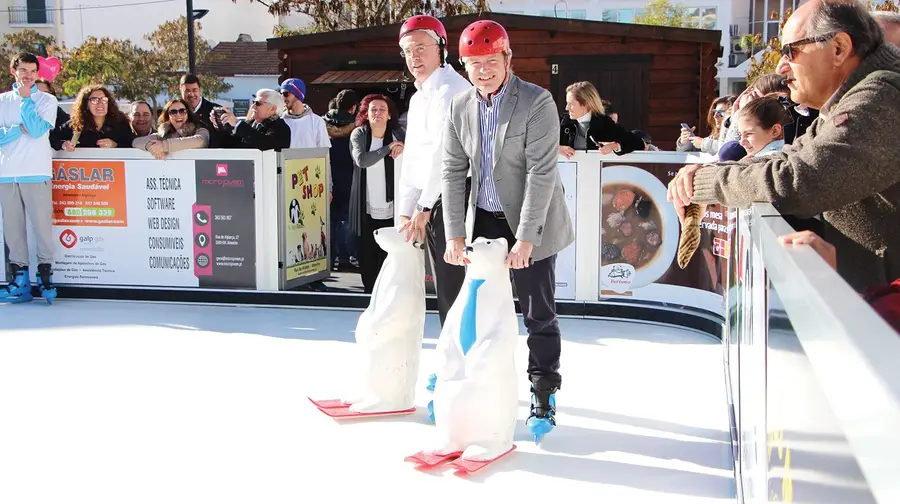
[397,64,471,217]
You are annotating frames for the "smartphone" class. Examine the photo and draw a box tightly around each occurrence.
[680,123,694,136]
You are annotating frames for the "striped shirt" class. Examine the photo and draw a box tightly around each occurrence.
[476,83,506,212]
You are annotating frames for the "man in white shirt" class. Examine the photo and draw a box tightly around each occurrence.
[280,78,331,149]
[0,52,58,303]
[396,15,471,326]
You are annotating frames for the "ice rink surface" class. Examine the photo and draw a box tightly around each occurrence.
[0,300,734,504]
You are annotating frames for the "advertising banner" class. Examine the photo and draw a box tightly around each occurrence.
[555,161,577,300]
[46,158,257,289]
[598,162,728,315]
[282,155,329,286]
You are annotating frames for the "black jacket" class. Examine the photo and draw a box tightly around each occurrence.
[215,117,291,151]
[324,109,357,206]
[560,113,645,155]
[51,117,135,150]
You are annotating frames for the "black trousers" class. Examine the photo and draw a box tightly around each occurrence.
[425,186,469,326]
[358,213,393,293]
[473,208,562,391]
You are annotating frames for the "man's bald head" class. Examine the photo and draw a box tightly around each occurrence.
[872,11,900,46]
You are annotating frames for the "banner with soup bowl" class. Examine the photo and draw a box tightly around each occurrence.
[598,162,730,316]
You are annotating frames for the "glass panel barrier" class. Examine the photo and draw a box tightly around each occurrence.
[725,203,900,504]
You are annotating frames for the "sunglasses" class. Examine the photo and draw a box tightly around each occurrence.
[253,100,267,107]
[780,32,836,61]
[169,108,187,116]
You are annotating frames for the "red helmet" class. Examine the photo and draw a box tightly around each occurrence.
[399,15,447,43]
[459,20,510,58]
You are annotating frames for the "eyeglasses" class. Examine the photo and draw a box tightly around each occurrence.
[88,96,109,104]
[169,108,187,116]
[399,43,438,58]
[780,33,836,61]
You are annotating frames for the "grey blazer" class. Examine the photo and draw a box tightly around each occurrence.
[441,75,574,262]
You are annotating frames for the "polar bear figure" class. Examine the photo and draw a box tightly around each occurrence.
[343,227,426,413]
[427,237,519,461]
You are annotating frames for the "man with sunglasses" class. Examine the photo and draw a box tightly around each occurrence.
[668,0,900,294]
[209,88,291,151]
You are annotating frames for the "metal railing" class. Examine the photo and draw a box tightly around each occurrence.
[8,6,55,25]
[725,203,900,504]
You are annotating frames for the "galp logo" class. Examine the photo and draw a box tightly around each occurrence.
[59,229,78,249]
[216,164,228,177]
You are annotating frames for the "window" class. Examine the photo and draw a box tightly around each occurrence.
[685,7,718,29]
[602,9,644,23]
[538,9,587,19]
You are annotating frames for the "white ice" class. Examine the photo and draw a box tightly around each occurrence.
[0,300,735,504]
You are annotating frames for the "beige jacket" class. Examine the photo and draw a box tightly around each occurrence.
[133,122,209,153]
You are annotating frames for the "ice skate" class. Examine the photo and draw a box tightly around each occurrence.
[526,386,557,444]
[37,263,57,304]
[0,265,33,303]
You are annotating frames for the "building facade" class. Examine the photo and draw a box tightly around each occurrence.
[3,0,65,42]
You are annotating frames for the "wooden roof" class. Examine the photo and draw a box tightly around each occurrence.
[200,42,281,76]
[311,69,410,85]
[267,12,722,51]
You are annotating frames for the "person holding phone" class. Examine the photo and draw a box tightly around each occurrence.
[558,81,643,159]
[677,95,735,154]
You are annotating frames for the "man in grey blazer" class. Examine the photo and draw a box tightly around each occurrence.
[441,20,575,442]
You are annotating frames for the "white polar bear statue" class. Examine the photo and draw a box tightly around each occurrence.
[342,227,426,413]
[427,237,519,461]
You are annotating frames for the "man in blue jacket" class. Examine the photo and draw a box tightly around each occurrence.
[0,52,58,303]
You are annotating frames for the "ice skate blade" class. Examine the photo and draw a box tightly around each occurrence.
[2,292,34,304]
[527,417,554,445]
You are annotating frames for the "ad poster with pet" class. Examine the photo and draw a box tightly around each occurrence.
[283,157,329,282]
[599,162,729,316]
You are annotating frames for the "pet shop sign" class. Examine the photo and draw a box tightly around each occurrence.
[283,156,329,283]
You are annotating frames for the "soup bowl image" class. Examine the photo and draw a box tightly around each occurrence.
[599,165,679,291]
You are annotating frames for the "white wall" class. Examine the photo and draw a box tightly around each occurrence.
[221,75,282,103]
[60,0,308,49]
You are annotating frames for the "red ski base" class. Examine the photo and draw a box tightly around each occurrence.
[307,397,416,419]
[405,445,516,475]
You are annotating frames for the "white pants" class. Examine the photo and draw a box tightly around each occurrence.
[0,181,54,267]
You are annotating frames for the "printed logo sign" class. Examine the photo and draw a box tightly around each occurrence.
[59,229,77,249]
[600,263,635,294]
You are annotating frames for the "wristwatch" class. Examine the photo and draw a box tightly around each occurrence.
[416,204,431,212]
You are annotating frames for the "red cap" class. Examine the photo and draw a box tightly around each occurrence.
[458,20,510,58]
[399,15,447,42]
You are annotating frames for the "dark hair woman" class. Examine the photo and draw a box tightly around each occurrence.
[348,93,405,293]
[133,98,209,159]
[53,84,134,151]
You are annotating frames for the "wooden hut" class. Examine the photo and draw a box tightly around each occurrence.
[267,13,722,149]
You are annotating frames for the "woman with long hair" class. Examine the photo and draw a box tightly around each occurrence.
[53,84,134,151]
[133,98,209,159]
[559,81,644,158]
[348,93,405,293]
[677,94,736,154]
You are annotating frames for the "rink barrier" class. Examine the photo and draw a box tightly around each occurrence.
[724,203,900,504]
[6,149,727,337]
